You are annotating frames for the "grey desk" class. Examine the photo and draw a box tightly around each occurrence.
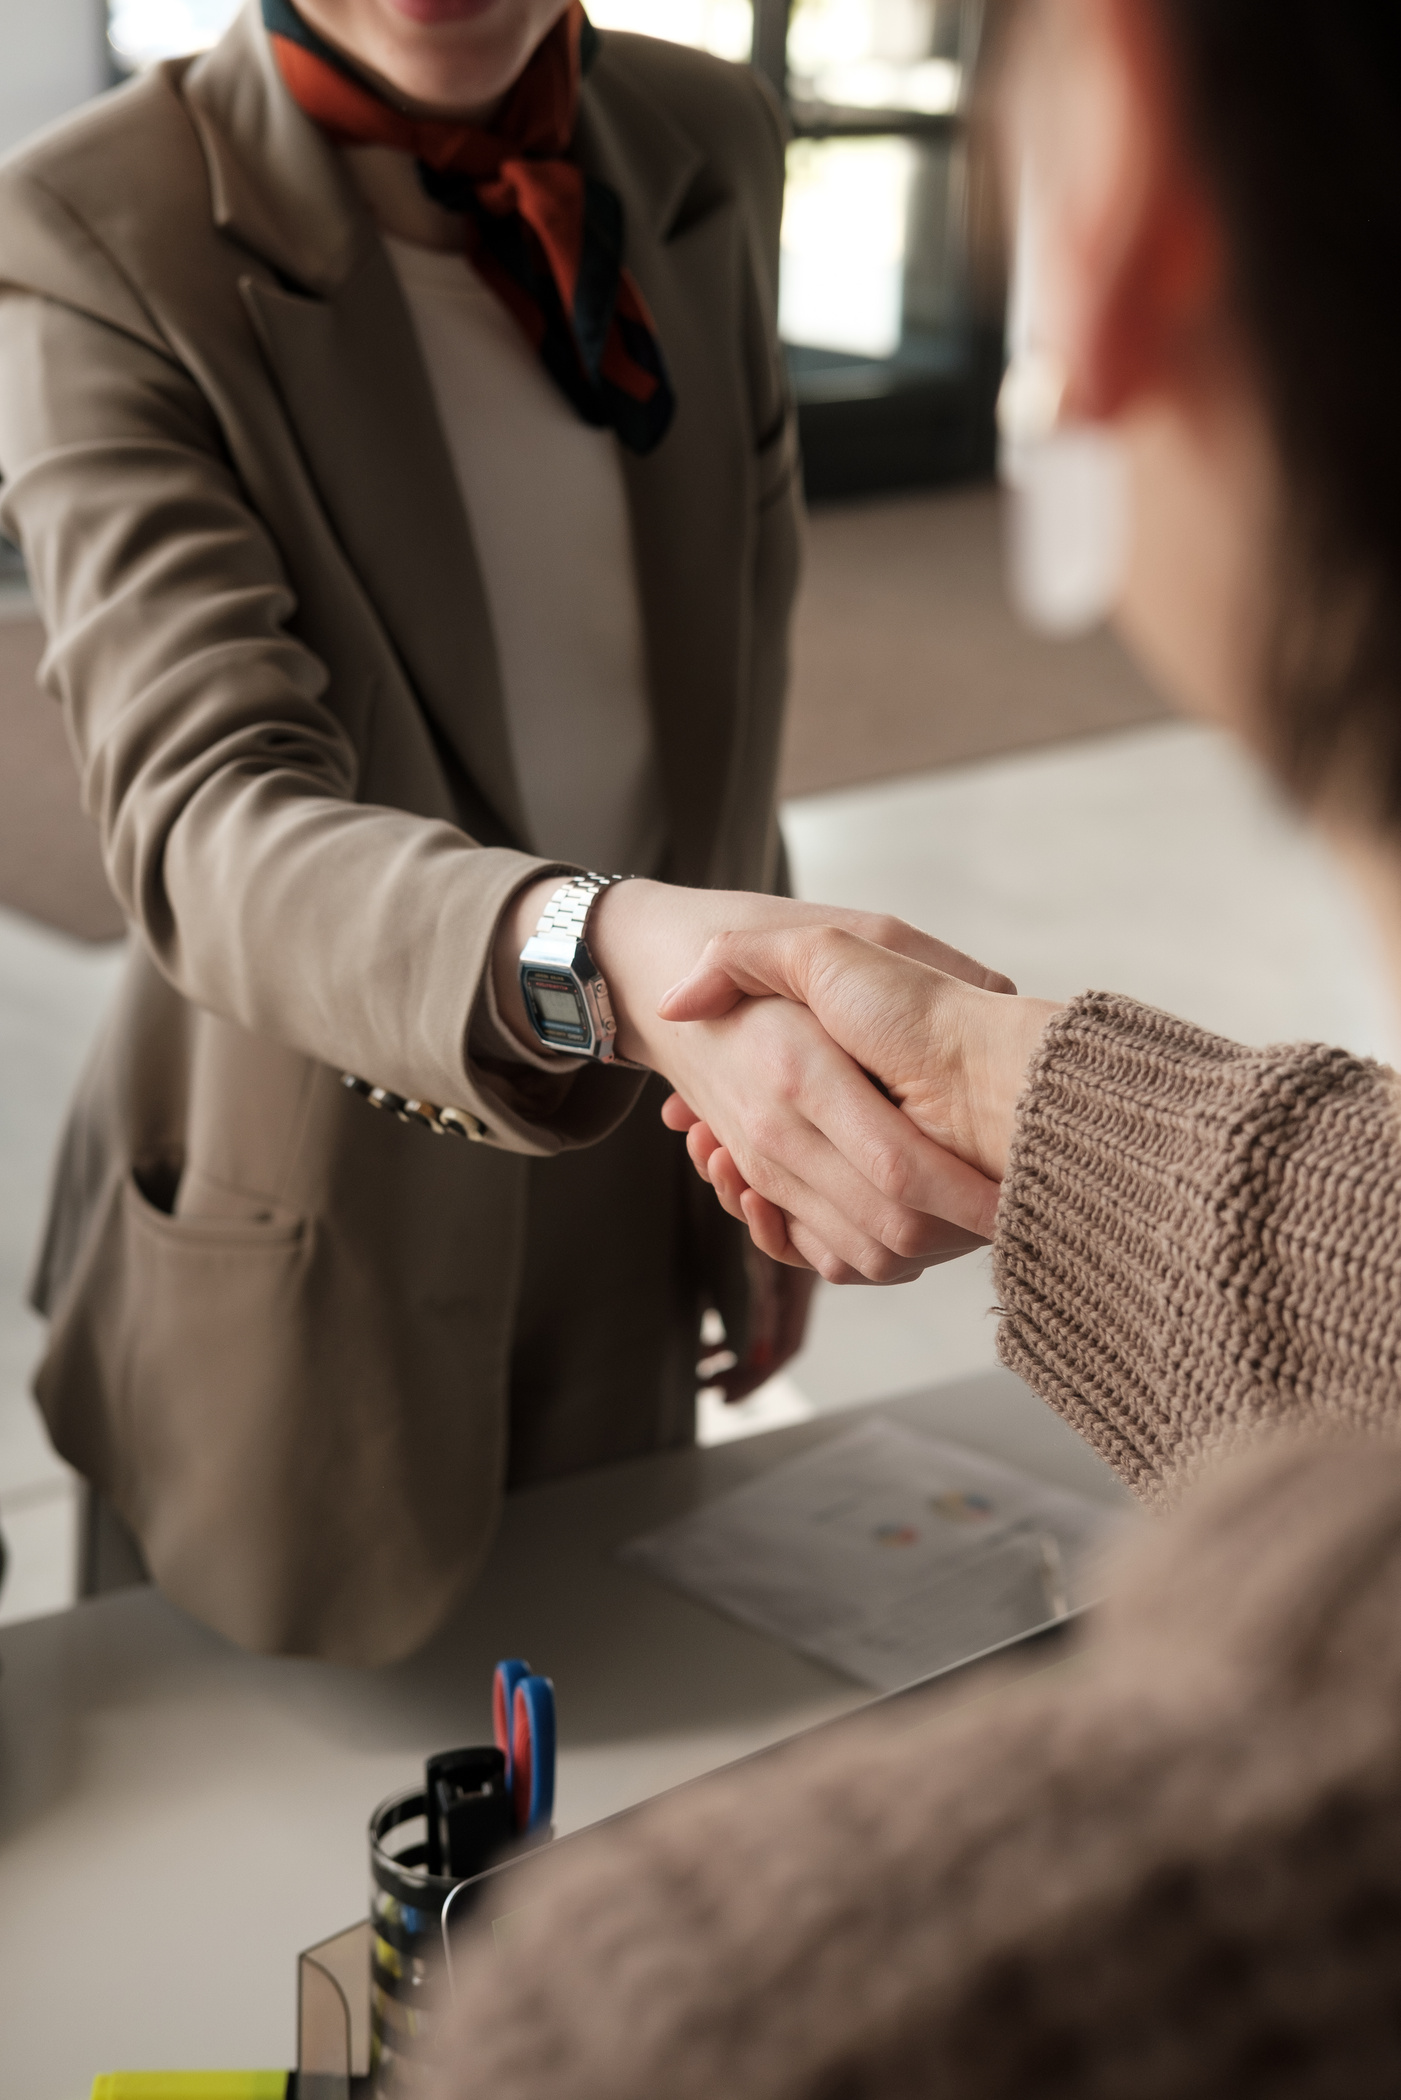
[0,1370,1128,2097]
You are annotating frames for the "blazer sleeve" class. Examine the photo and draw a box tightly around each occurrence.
[993,990,1401,1496]
[0,179,641,1155]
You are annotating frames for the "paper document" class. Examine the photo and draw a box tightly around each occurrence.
[622,1419,1129,1691]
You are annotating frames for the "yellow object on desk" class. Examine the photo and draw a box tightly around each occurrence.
[91,2078,289,2099]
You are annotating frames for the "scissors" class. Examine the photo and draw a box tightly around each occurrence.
[492,1658,556,1836]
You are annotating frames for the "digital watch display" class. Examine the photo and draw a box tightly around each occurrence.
[522,968,591,1048]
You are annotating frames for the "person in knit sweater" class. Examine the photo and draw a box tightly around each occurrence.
[431,0,1401,2091]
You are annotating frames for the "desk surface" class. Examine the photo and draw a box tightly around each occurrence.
[0,1369,1128,2096]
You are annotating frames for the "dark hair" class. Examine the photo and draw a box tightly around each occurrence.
[1164,5,1401,825]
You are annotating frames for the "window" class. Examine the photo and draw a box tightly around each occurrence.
[775,0,996,495]
[108,0,240,71]
[586,0,753,62]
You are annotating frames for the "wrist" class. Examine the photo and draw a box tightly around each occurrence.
[961,991,1064,1179]
[582,877,677,1066]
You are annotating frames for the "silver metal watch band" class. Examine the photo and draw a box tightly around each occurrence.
[532,872,626,943]
[341,879,633,1132]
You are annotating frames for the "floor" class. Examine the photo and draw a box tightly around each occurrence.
[778,485,1166,798]
[3,717,1393,1624]
[0,910,124,1621]
[0,593,126,942]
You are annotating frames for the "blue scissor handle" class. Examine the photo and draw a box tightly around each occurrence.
[493,1658,530,1788]
[512,1673,556,1835]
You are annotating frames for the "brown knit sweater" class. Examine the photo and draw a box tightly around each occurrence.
[435,995,1401,2098]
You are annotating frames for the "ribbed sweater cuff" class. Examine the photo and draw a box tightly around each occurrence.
[993,992,1401,1501]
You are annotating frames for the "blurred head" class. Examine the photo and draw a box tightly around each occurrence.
[994,1,1401,855]
[292,0,572,117]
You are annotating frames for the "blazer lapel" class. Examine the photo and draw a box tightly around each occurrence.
[576,54,757,886]
[182,4,529,848]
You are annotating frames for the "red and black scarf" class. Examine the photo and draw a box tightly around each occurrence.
[262,0,675,454]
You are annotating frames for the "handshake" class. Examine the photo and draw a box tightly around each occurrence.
[570,879,1065,1285]
[499,875,1066,1403]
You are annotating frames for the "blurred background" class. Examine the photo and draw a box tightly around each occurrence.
[0,0,1392,1622]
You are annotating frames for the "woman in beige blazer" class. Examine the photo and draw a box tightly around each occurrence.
[0,0,999,1661]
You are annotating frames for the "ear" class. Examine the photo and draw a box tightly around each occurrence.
[1007,0,1227,423]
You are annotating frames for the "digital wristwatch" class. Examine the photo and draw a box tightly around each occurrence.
[518,873,632,1063]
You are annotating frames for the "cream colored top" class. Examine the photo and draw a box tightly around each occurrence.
[379,224,664,877]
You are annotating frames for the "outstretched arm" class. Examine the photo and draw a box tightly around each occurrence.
[658,924,1401,1493]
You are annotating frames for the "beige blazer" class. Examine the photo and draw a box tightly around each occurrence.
[0,4,800,1662]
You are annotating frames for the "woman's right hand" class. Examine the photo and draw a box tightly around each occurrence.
[493,878,1012,1283]
[653,925,1063,1277]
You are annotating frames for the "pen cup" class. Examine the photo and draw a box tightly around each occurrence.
[370,1786,460,2094]
[369,1744,523,2093]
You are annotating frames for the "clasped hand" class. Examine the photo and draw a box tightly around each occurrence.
[653,923,1063,1284]
[498,877,1058,1288]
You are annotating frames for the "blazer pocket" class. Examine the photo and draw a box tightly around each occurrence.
[129,1157,305,1241]
[114,1165,311,1549]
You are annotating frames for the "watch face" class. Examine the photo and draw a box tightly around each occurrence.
[523,969,591,1048]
